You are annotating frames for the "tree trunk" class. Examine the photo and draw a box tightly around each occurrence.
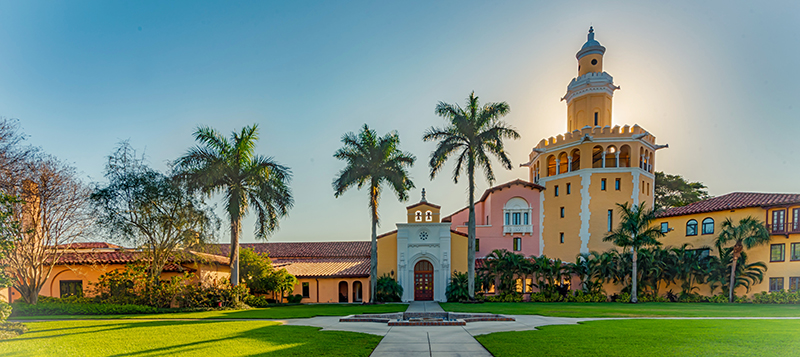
[229,219,241,287]
[631,247,638,303]
[370,185,378,303]
[729,242,743,303]
[467,171,476,299]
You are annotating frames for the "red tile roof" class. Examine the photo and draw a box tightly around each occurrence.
[56,242,124,249]
[658,192,800,218]
[213,241,370,258]
[272,257,370,278]
[442,179,544,222]
[53,250,229,268]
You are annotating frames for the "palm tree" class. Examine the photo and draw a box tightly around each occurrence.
[333,124,415,303]
[174,124,293,286]
[708,248,767,297]
[714,216,770,302]
[603,202,665,303]
[423,92,520,299]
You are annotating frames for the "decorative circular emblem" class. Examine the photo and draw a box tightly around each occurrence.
[419,230,429,240]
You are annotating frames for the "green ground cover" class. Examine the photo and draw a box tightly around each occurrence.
[476,319,800,357]
[11,303,408,320]
[441,302,800,317]
[0,320,381,356]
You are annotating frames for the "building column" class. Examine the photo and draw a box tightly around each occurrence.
[615,152,620,168]
[555,158,561,174]
[602,151,607,168]
[567,156,572,172]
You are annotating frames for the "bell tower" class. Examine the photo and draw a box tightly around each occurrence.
[563,27,620,132]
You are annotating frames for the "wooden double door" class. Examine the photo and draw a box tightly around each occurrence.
[414,260,434,301]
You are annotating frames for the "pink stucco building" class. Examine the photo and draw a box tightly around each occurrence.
[443,179,544,258]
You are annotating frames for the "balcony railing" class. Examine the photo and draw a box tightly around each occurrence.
[504,224,533,235]
[767,222,800,235]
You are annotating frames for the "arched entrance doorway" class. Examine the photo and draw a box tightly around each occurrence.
[414,260,434,301]
[352,281,363,302]
[338,281,349,303]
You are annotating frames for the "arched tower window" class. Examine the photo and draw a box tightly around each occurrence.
[648,152,654,172]
[558,152,568,174]
[570,148,581,171]
[425,210,432,222]
[592,146,603,168]
[547,155,556,176]
[605,145,617,168]
[702,218,714,235]
[415,211,422,222]
[619,145,631,167]
[503,197,533,235]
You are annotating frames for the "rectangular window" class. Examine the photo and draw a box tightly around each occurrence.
[791,243,800,261]
[769,277,784,292]
[646,182,650,195]
[505,213,509,225]
[790,277,800,292]
[793,208,800,232]
[594,112,598,126]
[555,185,559,197]
[601,179,606,191]
[615,178,620,191]
[642,181,645,194]
[661,222,669,233]
[486,216,489,225]
[688,248,710,260]
[560,207,565,218]
[559,232,564,244]
[607,210,613,232]
[772,209,786,232]
[513,237,522,251]
[512,212,521,225]
[476,238,480,252]
[302,282,310,298]
[771,244,785,262]
[523,212,529,225]
[567,183,571,195]
[59,280,83,298]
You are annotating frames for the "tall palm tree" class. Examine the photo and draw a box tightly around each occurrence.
[714,216,770,302]
[708,248,767,297]
[174,124,293,286]
[423,92,520,299]
[603,202,664,303]
[333,124,415,303]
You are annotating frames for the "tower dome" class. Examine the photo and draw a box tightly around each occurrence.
[576,26,606,59]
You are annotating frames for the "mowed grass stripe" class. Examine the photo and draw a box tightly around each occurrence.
[476,319,800,357]
[441,302,800,317]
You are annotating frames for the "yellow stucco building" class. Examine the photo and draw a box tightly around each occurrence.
[524,27,667,262]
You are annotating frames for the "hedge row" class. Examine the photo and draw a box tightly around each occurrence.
[11,301,158,316]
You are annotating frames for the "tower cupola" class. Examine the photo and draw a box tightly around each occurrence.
[577,27,606,76]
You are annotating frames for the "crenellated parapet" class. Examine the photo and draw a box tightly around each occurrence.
[534,124,655,152]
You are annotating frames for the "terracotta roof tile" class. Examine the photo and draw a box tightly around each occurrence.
[272,257,370,278]
[56,242,124,249]
[214,241,370,258]
[53,250,229,267]
[658,192,800,218]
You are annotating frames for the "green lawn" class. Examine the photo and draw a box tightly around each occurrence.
[12,303,408,320]
[476,319,800,357]
[441,302,800,317]
[0,320,381,356]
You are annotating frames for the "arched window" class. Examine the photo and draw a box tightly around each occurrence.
[619,145,631,167]
[686,219,698,236]
[648,152,654,172]
[425,210,432,222]
[605,145,617,168]
[592,146,604,168]
[503,197,532,235]
[639,147,644,169]
[415,211,422,222]
[547,155,556,176]
[570,148,581,171]
[702,218,714,235]
[558,152,568,174]
[352,281,363,302]
[338,281,349,303]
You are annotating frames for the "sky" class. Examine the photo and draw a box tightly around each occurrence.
[0,1,798,244]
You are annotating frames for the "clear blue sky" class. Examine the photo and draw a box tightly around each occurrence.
[1,1,797,243]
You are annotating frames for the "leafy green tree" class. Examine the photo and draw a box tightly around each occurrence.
[0,193,18,294]
[92,142,219,286]
[174,125,293,287]
[423,92,520,299]
[671,244,713,296]
[654,172,709,210]
[714,216,771,302]
[333,124,415,303]
[376,274,403,302]
[445,271,470,302]
[708,248,766,298]
[603,202,665,303]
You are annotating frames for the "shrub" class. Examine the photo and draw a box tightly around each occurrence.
[376,275,403,302]
[445,271,470,302]
[638,293,668,303]
[11,301,157,316]
[615,292,631,303]
[677,292,707,303]
[244,295,271,308]
[529,292,562,302]
[484,293,523,303]
[752,290,800,304]
[286,294,303,304]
